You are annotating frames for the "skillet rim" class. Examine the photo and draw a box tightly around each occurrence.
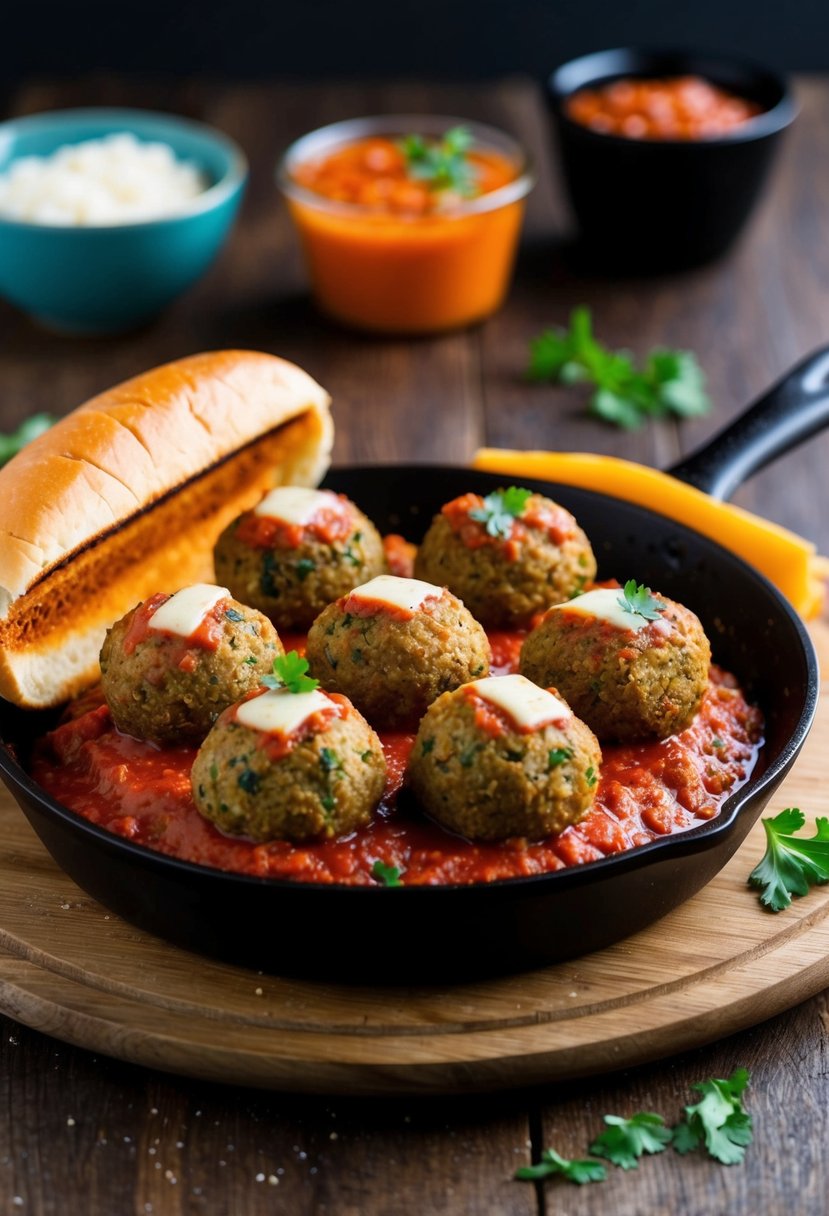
[0,463,819,898]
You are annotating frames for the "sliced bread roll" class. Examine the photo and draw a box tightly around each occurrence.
[0,350,333,708]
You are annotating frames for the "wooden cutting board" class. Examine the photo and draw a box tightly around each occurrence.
[0,637,826,1096]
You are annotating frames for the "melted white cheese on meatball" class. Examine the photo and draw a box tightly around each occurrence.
[347,574,442,614]
[472,674,571,730]
[254,486,343,524]
[236,687,333,736]
[148,584,230,639]
[548,587,651,632]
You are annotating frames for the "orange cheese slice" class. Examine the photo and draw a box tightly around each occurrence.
[472,449,829,619]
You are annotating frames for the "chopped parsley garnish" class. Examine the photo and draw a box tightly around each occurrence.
[243,655,258,666]
[617,580,666,622]
[321,793,336,812]
[712,736,724,748]
[421,737,435,755]
[399,125,477,196]
[673,1069,753,1165]
[224,607,245,622]
[747,808,829,912]
[359,749,373,763]
[295,558,316,582]
[468,486,532,539]
[516,1069,753,1188]
[528,306,711,430]
[514,1148,606,1186]
[372,860,403,887]
[261,650,319,694]
[585,765,598,788]
[0,413,55,466]
[589,1112,673,1170]
[548,747,574,769]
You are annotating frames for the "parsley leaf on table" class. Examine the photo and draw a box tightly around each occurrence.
[514,1147,607,1185]
[617,580,666,622]
[468,486,532,538]
[748,808,829,912]
[589,1112,673,1170]
[0,413,55,466]
[527,306,711,430]
[261,651,319,694]
[673,1068,753,1165]
[399,125,478,196]
[371,860,403,887]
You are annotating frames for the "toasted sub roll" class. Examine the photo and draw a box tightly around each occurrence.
[0,350,333,708]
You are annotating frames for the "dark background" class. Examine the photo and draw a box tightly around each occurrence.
[4,0,826,82]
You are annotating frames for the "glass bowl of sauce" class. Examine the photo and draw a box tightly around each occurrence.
[277,115,534,334]
[548,49,797,272]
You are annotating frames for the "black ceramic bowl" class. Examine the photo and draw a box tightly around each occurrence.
[548,48,797,272]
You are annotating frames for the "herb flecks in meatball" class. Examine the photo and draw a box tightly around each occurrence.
[191,651,385,842]
[414,487,596,627]
[409,674,601,841]
[214,486,386,631]
[100,584,284,746]
[306,574,490,728]
[520,582,711,742]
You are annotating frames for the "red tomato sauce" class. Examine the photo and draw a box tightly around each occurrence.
[291,136,516,216]
[565,75,762,141]
[441,493,573,562]
[29,636,763,887]
[234,494,353,550]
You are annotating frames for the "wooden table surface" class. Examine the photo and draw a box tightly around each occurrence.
[1,74,828,1215]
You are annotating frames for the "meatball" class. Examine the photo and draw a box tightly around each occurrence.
[414,488,596,627]
[100,585,283,746]
[305,575,490,728]
[409,675,601,841]
[214,486,386,631]
[191,688,386,842]
[519,584,711,742]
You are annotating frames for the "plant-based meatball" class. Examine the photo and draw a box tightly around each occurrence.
[520,581,711,742]
[191,683,386,842]
[214,486,386,631]
[306,574,490,728]
[100,584,283,746]
[409,674,601,841]
[414,487,597,627]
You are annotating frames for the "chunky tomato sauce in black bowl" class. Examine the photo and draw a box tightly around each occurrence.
[0,461,818,981]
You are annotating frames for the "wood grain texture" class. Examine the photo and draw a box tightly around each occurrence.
[0,73,828,1215]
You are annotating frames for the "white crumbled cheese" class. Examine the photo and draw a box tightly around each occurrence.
[0,132,207,226]
[149,584,230,639]
[548,587,651,632]
[236,688,332,736]
[471,674,572,731]
[346,575,441,614]
[254,486,343,525]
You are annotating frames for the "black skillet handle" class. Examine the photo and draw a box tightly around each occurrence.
[666,346,829,501]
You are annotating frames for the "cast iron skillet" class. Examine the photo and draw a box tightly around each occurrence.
[1,350,828,982]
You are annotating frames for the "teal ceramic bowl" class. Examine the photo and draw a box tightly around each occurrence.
[0,108,247,334]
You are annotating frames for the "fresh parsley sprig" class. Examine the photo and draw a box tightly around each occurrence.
[371,860,404,887]
[673,1069,753,1165]
[748,808,829,912]
[617,580,666,622]
[514,1148,606,1186]
[515,1069,753,1187]
[399,125,478,196]
[528,306,711,430]
[589,1112,673,1170]
[468,486,532,539]
[0,413,55,466]
[261,651,319,695]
